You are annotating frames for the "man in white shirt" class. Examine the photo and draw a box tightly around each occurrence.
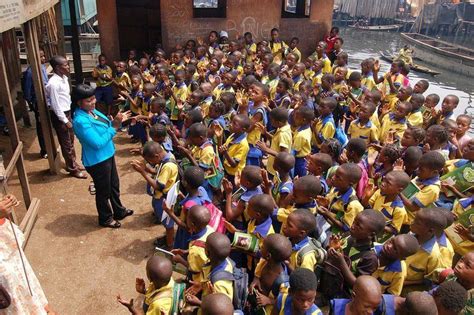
[46,56,87,179]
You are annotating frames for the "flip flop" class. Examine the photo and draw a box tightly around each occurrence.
[71,171,88,179]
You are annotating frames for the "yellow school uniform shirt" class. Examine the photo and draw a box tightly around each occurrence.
[369,190,407,233]
[379,113,407,143]
[144,278,175,315]
[405,236,443,282]
[312,72,323,88]
[223,133,249,176]
[327,187,364,233]
[446,197,474,256]
[270,41,288,65]
[170,82,188,121]
[254,258,289,315]
[372,245,406,296]
[202,258,234,300]
[200,96,213,118]
[276,292,322,315]
[278,201,318,232]
[245,43,257,63]
[319,56,332,74]
[213,83,235,100]
[405,176,441,224]
[292,125,312,158]
[247,106,266,146]
[362,73,377,91]
[437,233,454,269]
[267,124,293,176]
[115,72,131,90]
[407,110,423,127]
[188,226,214,282]
[248,217,275,269]
[267,78,279,100]
[370,111,381,129]
[313,114,336,149]
[291,47,302,62]
[154,154,179,199]
[289,237,319,271]
[304,69,315,81]
[388,97,400,112]
[292,76,304,93]
[191,140,216,172]
[93,65,113,87]
[348,119,379,145]
[382,73,405,103]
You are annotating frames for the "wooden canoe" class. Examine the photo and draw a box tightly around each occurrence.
[379,51,441,76]
[400,33,474,78]
[348,24,403,31]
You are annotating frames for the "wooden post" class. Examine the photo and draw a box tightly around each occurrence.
[55,1,66,56]
[0,33,32,208]
[23,18,60,174]
[68,0,83,83]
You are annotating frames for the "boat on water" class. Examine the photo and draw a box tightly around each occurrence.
[400,33,474,77]
[379,51,441,76]
[348,24,403,31]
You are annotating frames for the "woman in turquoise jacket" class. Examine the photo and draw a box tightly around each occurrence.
[73,84,133,228]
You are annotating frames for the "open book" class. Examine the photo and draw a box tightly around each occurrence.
[441,162,474,197]
[231,232,259,254]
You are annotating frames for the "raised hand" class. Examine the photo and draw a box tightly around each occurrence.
[135,278,146,294]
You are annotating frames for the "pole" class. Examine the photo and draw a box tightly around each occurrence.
[68,0,83,83]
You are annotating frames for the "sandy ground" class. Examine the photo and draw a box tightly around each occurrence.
[2,114,163,314]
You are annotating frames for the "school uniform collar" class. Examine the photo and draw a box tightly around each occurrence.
[162,139,173,152]
[363,71,373,77]
[443,111,454,119]
[335,187,354,204]
[209,258,230,276]
[189,226,208,241]
[292,75,302,84]
[241,186,263,202]
[421,236,437,253]
[417,175,440,186]
[297,125,311,132]
[459,196,474,209]
[295,200,317,209]
[230,133,247,144]
[200,139,213,149]
[176,82,186,88]
[389,113,406,124]
[161,152,174,164]
[355,118,372,128]
[412,108,421,113]
[292,237,310,251]
[454,159,469,168]
[374,245,403,272]
[389,195,404,208]
[276,124,291,134]
[437,232,448,247]
[321,113,334,124]
[252,216,273,237]
[203,95,213,103]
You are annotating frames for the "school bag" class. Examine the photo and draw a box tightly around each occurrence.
[182,194,226,234]
[209,260,249,311]
[144,281,185,315]
[296,237,327,268]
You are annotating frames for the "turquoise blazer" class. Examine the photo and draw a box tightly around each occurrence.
[73,108,116,167]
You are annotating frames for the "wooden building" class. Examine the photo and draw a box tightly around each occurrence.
[97,0,334,62]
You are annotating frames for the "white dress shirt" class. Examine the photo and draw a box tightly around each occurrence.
[46,73,71,124]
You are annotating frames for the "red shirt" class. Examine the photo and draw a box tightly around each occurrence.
[324,34,340,54]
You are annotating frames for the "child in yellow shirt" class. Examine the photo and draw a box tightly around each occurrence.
[407,93,424,127]
[257,108,292,178]
[379,101,411,144]
[313,97,337,150]
[220,114,250,183]
[292,107,314,177]
[169,70,189,129]
[131,142,178,249]
[348,101,379,146]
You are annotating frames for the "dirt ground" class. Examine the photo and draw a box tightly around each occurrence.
[2,114,164,314]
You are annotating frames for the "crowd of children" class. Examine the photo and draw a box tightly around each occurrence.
[104,27,474,314]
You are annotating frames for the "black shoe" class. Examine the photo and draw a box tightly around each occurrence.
[114,209,134,220]
[99,220,121,228]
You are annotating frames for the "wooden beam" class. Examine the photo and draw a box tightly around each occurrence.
[55,2,66,56]
[68,0,83,83]
[23,18,60,174]
[19,197,40,248]
[0,33,32,208]
[4,142,23,180]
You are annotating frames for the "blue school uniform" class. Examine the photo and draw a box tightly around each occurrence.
[247,104,267,166]
[330,294,395,315]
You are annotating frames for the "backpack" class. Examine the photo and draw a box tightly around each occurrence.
[145,281,185,315]
[203,142,225,189]
[296,237,327,268]
[202,199,226,233]
[209,260,249,311]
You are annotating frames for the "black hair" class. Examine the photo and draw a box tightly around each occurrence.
[271,28,279,33]
[347,138,367,158]
[233,114,251,131]
[407,126,426,143]
[185,63,197,73]
[388,170,411,189]
[381,144,401,164]
[278,77,293,91]
[404,292,437,315]
[187,109,204,124]
[313,153,333,172]
[322,139,342,160]
[335,37,344,44]
[242,75,258,86]
[330,26,340,34]
[348,71,362,82]
[427,124,449,144]
[297,106,315,122]
[269,107,289,123]
[142,141,163,158]
[291,37,300,43]
[146,255,173,286]
[291,209,316,234]
[206,232,231,261]
[410,93,425,105]
[445,94,460,105]
[149,124,167,139]
[265,234,292,262]
[393,59,405,69]
[188,122,207,138]
[211,100,225,116]
[74,83,95,102]
[294,175,322,197]
[174,69,185,78]
[188,205,211,228]
[441,118,457,130]
[363,101,377,114]
[220,92,237,106]
[274,152,295,173]
[143,82,156,92]
[403,146,423,165]
[396,233,419,257]
[360,209,386,235]
[289,268,318,292]
[419,151,446,171]
[418,208,448,232]
[182,166,204,189]
[437,207,455,228]
[426,93,440,104]
[252,81,270,97]
[457,114,472,124]
[241,165,263,187]
[321,73,335,85]
[337,52,348,62]
[321,96,337,111]
[202,294,234,315]
[150,95,166,109]
[416,79,429,90]
[50,55,66,70]
[339,163,362,185]
[248,194,274,217]
[433,280,467,314]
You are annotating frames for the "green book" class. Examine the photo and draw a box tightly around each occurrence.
[457,207,474,228]
[441,162,474,197]
[401,181,421,200]
[232,232,259,254]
